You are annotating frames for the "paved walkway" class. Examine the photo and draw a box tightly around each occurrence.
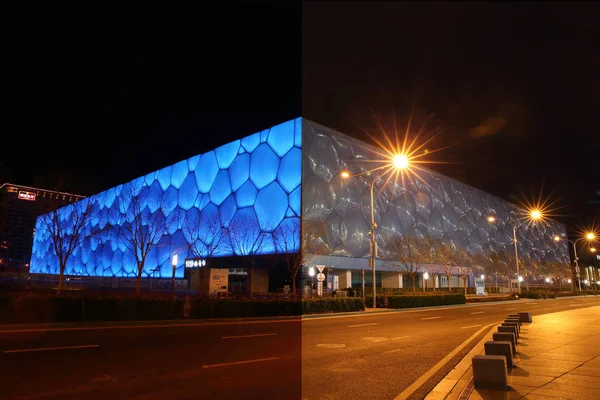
[426,305,600,400]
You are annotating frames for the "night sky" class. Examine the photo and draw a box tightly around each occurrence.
[9,3,599,235]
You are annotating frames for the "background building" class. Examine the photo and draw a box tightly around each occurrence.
[0,183,85,272]
[30,118,569,293]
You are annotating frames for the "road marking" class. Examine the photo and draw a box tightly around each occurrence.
[385,348,403,354]
[420,316,441,320]
[221,333,277,339]
[470,311,485,315]
[202,357,279,369]
[317,343,346,349]
[460,325,482,329]
[3,344,99,354]
[505,308,517,310]
[392,336,410,340]
[363,337,389,342]
[347,323,377,328]
[527,302,538,305]
[394,322,498,400]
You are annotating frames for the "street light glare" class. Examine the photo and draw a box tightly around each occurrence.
[586,232,596,240]
[530,209,542,220]
[553,235,561,242]
[392,154,409,169]
[591,247,597,253]
[487,216,496,223]
[340,170,351,179]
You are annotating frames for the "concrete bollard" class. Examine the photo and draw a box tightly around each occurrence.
[493,332,516,354]
[472,355,509,390]
[498,326,519,343]
[484,341,514,368]
[503,321,520,334]
[508,314,522,324]
[506,317,521,327]
[518,312,532,323]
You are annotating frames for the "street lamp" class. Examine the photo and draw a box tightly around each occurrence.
[171,253,178,298]
[487,209,542,294]
[340,153,410,309]
[553,231,597,292]
[423,271,429,292]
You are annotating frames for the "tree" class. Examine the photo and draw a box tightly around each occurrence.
[273,220,329,299]
[182,210,229,294]
[385,235,434,292]
[116,181,167,295]
[454,249,473,295]
[228,214,267,298]
[435,241,458,292]
[38,197,99,295]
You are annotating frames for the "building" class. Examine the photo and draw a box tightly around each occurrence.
[29,118,570,292]
[0,183,85,272]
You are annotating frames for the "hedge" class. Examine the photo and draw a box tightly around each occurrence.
[0,295,365,324]
[364,293,465,308]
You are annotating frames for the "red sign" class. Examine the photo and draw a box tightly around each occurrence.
[18,191,36,201]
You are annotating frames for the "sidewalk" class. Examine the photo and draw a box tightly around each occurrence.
[426,305,600,400]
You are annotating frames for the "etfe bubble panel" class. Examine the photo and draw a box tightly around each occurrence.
[30,119,302,278]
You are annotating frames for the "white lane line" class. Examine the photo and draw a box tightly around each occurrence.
[221,333,277,339]
[460,325,482,329]
[420,316,442,320]
[202,357,279,369]
[3,344,99,354]
[347,323,378,328]
[505,308,517,310]
[385,348,403,354]
[470,311,485,315]
[392,336,410,340]
[527,303,538,305]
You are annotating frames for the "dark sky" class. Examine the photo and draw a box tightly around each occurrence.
[9,3,599,235]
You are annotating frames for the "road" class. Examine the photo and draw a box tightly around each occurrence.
[1,296,598,400]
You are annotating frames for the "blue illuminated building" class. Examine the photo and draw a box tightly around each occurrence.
[31,118,569,292]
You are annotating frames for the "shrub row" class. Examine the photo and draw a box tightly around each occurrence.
[519,290,556,299]
[0,295,365,324]
[364,293,466,308]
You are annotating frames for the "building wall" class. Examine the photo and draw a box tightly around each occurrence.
[0,185,84,272]
[30,119,302,278]
[301,119,570,269]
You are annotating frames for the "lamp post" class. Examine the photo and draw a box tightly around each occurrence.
[554,232,596,292]
[171,254,178,299]
[341,154,409,309]
[423,271,429,292]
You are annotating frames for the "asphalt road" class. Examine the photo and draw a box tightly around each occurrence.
[1,296,599,400]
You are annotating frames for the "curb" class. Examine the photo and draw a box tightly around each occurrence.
[424,322,501,400]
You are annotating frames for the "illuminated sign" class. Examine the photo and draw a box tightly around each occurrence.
[185,258,207,268]
[18,191,36,201]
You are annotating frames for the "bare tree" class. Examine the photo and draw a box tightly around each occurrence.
[182,210,229,294]
[273,220,329,299]
[228,214,267,298]
[385,235,434,292]
[38,197,99,294]
[116,181,167,295]
[454,249,473,295]
[434,241,458,292]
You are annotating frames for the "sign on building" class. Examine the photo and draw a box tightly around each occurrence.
[18,191,36,201]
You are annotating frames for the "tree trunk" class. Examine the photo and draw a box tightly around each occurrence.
[247,266,253,298]
[411,274,416,292]
[447,274,452,292]
[136,265,142,295]
[57,263,66,295]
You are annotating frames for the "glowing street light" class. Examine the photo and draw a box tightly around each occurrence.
[308,267,315,277]
[518,276,524,283]
[487,216,496,223]
[340,153,411,309]
[553,230,598,292]
[171,253,178,298]
[530,210,542,220]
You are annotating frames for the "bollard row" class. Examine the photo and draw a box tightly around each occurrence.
[472,311,532,390]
